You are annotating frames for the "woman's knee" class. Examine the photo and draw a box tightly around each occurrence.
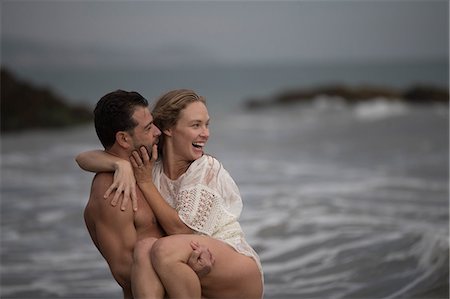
[150,237,171,267]
[151,236,189,268]
[133,237,158,264]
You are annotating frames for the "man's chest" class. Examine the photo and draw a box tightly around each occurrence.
[134,197,165,238]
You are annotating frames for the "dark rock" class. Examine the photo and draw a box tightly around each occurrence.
[403,85,449,104]
[1,68,93,132]
[244,84,448,110]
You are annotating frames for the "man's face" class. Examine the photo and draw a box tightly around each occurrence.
[129,106,161,153]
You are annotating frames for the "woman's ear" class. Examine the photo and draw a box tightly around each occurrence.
[116,131,131,148]
[163,128,172,137]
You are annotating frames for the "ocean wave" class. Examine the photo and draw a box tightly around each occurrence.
[353,98,409,121]
[258,222,448,298]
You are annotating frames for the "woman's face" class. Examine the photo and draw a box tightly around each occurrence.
[169,101,210,162]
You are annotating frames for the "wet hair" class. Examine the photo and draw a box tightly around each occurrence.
[94,89,149,149]
[152,89,206,156]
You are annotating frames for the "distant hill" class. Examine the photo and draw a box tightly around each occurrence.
[1,68,92,133]
[245,84,449,110]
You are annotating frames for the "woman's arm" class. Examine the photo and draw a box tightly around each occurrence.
[76,150,121,172]
[139,181,194,235]
[131,146,193,235]
[75,150,138,211]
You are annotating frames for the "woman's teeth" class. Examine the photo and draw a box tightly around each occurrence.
[192,142,205,148]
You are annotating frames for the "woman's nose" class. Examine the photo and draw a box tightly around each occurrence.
[200,126,209,137]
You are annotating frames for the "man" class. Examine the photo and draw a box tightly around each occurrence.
[78,90,212,299]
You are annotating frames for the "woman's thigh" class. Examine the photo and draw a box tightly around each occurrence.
[151,234,262,299]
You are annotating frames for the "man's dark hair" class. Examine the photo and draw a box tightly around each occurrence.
[94,90,149,149]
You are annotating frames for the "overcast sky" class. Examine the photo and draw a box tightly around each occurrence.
[1,0,448,69]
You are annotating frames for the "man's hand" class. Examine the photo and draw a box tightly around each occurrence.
[187,241,215,279]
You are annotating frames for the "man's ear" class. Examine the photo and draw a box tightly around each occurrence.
[116,131,131,148]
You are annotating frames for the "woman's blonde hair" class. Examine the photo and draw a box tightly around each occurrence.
[152,89,206,156]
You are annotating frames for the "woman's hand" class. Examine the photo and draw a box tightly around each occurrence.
[104,159,138,212]
[130,145,158,185]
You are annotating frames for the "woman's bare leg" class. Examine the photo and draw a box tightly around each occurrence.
[151,236,202,298]
[151,235,263,299]
[131,238,165,299]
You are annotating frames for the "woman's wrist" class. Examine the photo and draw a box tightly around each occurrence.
[136,180,154,187]
[114,159,131,171]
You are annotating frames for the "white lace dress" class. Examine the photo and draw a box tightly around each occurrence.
[152,155,263,278]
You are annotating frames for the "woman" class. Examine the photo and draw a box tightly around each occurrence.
[76,89,263,298]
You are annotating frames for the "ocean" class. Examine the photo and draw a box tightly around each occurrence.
[1,63,449,298]
[8,60,448,111]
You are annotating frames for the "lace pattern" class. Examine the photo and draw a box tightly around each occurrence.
[177,185,236,236]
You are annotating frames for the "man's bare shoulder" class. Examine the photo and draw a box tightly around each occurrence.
[93,171,114,186]
[86,172,131,218]
[89,172,113,200]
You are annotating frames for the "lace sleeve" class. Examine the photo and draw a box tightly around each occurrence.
[176,184,237,236]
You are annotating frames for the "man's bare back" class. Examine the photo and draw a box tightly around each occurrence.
[84,172,165,298]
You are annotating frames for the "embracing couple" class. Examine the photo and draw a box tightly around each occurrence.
[76,89,263,299]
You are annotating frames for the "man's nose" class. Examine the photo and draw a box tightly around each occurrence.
[154,125,162,136]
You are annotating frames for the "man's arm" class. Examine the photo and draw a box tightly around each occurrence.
[87,173,137,292]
